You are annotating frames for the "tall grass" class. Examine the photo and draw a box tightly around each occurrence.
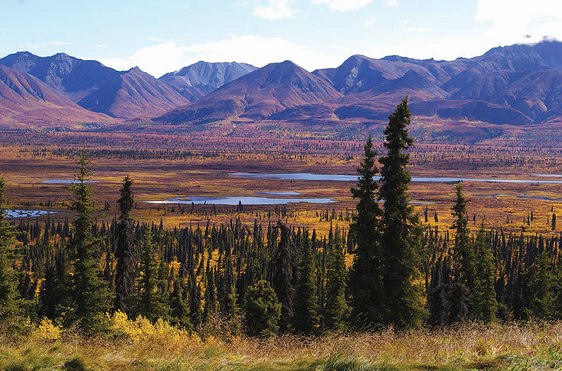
[0,319,560,370]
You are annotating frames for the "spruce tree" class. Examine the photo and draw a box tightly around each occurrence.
[0,178,23,324]
[451,183,473,289]
[69,155,112,334]
[348,135,385,327]
[522,252,555,320]
[272,221,296,331]
[293,231,320,334]
[169,277,192,330]
[470,226,497,323]
[378,97,425,329]
[114,175,135,314]
[244,280,281,337]
[135,227,171,322]
[322,228,349,331]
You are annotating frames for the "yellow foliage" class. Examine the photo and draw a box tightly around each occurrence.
[109,311,197,346]
[32,318,62,341]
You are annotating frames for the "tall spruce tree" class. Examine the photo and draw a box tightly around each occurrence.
[244,280,281,337]
[69,154,112,334]
[470,226,497,322]
[348,135,385,327]
[293,230,320,334]
[522,252,555,320]
[322,228,349,331]
[135,227,171,322]
[114,175,135,314]
[272,221,296,332]
[0,177,23,324]
[451,183,473,289]
[379,97,425,329]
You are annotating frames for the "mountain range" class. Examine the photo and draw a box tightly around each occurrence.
[0,40,561,133]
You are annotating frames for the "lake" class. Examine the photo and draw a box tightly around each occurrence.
[6,210,55,218]
[231,172,562,184]
[145,196,335,205]
[42,179,99,184]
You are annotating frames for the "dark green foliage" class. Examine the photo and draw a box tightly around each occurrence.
[348,135,385,327]
[169,277,192,331]
[244,280,281,337]
[69,155,112,334]
[470,227,497,323]
[0,178,23,324]
[272,221,296,332]
[522,252,555,320]
[378,97,425,329]
[322,229,349,332]
[293,231,320,334]
[451,183,474,288]
[114,175,135,314]
[135,228,171,322]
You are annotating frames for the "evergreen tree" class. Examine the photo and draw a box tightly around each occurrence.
[470,226,497,323]
[378,97,425,329]
[522,252,555,320]
[322,229,349,331]
[451,183,474,289]
[348,135,385,327]
[0,178,23,324]
[169,277,192,331]
[69,155,112,334]
[135,227,171,322]
[293,231,320,334]
[244,280,281,337]
[114,175,135,314]
[272,221,296,332]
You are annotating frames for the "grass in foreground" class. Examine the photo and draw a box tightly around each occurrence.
[0,319,560,370]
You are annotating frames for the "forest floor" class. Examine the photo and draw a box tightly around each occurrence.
[0,321,560,370]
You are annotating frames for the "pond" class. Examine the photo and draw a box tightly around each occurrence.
[41,179,99,184]
[6,210,55,218]
[231,172,562,184]
[145,196,335,205]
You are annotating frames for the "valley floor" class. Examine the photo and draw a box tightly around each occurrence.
[1,322,560,370]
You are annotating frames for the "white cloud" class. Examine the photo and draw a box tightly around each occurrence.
[312,0,372,12]
[98,35,351,77]
[385,0,398,6]
[475,0,562,45]
[253,0,293,20]
[362,17,376,28]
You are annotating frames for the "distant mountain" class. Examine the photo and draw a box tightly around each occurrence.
[0,40,561,132]
[0,65,114,126]
[159,61,256,101]
[0,52,188,119]
[156,60,341,124]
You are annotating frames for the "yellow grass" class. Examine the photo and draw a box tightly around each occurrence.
[1,320,560,370]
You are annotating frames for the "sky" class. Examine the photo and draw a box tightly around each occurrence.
[2,0,562,77]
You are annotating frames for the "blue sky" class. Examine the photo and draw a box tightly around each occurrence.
[3,0,561,76]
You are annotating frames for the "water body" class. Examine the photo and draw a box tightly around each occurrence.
[532,174,562,178]
[257,191,301,196]
[42,179,99,184]
[146,196,335,206]
[6,210,55,218]
[231,172,562,185]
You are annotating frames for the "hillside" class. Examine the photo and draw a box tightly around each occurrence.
[0,52,189,119]
[0,65,114,127]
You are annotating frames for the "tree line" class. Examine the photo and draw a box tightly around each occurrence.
[1,98,560,337]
